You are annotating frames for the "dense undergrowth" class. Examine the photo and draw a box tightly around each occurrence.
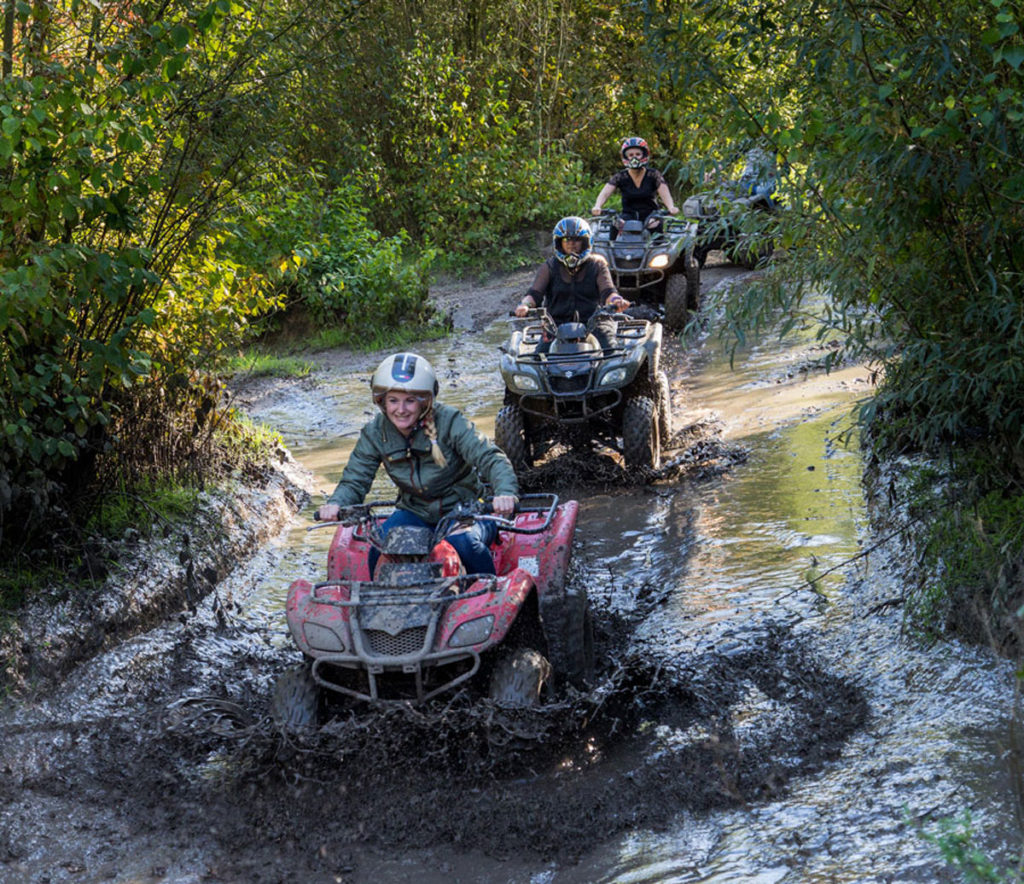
[882,455,1024,657]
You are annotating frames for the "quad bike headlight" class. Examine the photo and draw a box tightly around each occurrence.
[599,346,644,387]
[303,622,346,653]
[600,367,629,386]
[510,373,540,392]
[448,615,495,648]
[649,253,670,269]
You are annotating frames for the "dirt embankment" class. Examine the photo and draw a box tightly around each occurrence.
[2,453,315,694]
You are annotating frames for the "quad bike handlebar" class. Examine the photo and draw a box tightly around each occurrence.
[593,207,690,234]
[507,305,627,326]
[438,492,559,536]
[311,494,560,541]
[311,499,396,529]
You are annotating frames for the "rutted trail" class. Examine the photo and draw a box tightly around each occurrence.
[0,265,1019,884]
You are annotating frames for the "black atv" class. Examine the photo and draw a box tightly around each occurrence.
[494,307,672,475]
[589,209,701,331]
[683,183,780,270]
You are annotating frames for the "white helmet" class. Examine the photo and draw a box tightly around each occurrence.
[370,352,439,407]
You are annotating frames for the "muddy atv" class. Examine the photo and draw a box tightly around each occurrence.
[273,494,593,727]
[590,209,701,331]
[494,307,672,475]
[683,185,779,270]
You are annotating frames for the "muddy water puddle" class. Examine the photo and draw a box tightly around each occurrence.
[2,281,1022,883]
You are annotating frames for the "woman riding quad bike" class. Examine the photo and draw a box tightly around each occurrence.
[317,352,519,576]
[514,216,630,352]
[591,136,681,231]
[274,354,594,723]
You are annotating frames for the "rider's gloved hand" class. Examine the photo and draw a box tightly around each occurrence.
[606,293,631,312]
[316,503,341,521]
[514,303,530,318]
[492,495,517,517]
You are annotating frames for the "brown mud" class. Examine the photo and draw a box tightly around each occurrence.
[1,618,865,882]
[0,259,874,884]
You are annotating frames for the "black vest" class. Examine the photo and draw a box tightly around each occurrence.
[542,257,601,324]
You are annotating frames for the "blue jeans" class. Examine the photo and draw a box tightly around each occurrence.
[368,508,499,577]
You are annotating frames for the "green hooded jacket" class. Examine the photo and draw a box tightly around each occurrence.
[327,402,519,523]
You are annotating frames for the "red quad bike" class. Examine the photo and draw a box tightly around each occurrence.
[273,494,594,728]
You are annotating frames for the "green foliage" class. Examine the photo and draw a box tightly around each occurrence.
[634,0,1024,654]
[0,572,32,613]
[226,352,314,380]
[0,7,188,545]
[370,44,593,262]
[269,0,644,261]
[221,411,284,459]
[645,0,1024,483]
[920,811,1010,883]
[84,478,200,542]
[224,168,438,338]
[299,316,451,354]
[906,468,1024,648]
[0,1,296,557]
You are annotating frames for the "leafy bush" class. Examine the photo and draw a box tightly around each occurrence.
[921,811,1009,883]
[905,469,1024,650]
[638,0,1024,651]
[224,169,438,341]
[0,3,294,562]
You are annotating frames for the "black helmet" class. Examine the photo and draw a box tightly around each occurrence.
[552,216,593,269]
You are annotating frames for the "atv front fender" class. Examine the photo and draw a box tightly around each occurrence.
[286,578,352,656]
[436,568,536,650]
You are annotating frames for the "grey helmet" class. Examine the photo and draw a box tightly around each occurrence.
[370,352,439,408]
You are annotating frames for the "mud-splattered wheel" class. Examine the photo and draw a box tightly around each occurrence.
[656,370,673,445]
[271,663,320,730]
[561,598,595,690]
[663,273,689,331]
[494,404,533,474]
[489,647,552,707]
[622,395,660,472]
[685,250,701,310]
[664,254,700,331]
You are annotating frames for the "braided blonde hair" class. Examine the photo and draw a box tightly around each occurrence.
[420,405,448,468]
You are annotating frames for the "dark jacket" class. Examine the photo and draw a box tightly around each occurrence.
[527,255,617,324]
[327,402,519,523]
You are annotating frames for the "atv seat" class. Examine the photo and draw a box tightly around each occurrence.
[549,338,600,356]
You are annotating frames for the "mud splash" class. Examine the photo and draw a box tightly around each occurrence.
[2,621,863,883]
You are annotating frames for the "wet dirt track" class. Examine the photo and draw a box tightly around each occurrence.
[1,261,1022,883]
